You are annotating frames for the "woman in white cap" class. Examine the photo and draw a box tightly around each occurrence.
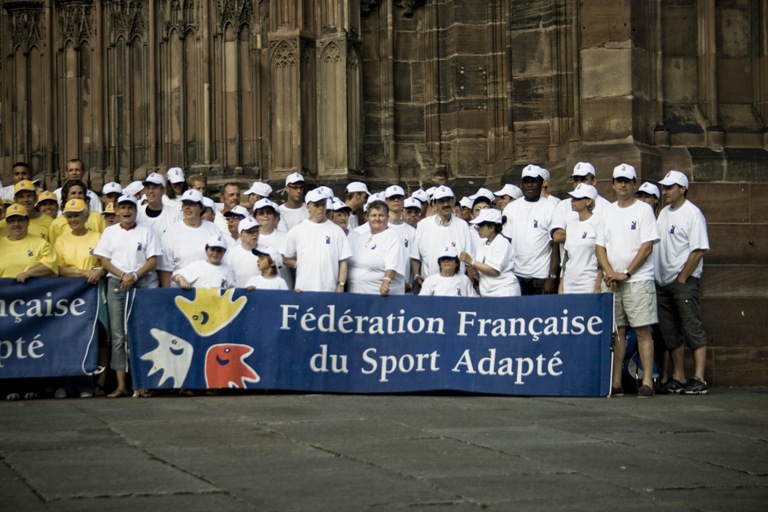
[158,189,226,287]
[560,183,602,294]
[347,200,407,296]
[459,208,520,297]
[93,194,162,398]
[419,247,477,297]
[171,234,236,289]
[163,167,188,209]
[635,181,661,217]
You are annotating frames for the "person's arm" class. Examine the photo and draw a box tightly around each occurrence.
[171,273,192,290]
[677,249,705,283]
[16,264,54,283]
[380,269,396,296]
[544,241,560,294]
[59,266,106,284]
[459,251,500,277]
[411,258,423,285]
[336,259,348,293]
[551,227,566,244]
[603,241,654,286]
[594,245,614,291]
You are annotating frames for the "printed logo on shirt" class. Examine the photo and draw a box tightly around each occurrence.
[325,236,331,245]
[581,231,587,239]
[27,250,33,257]
[404,240,409,248]
[456,288,462,296]
[137,242,143,251]
[630,221,637,231]
[533,219,539,228]
[39,233,46,238]
[89,247,94,255]
[669,225,676,235]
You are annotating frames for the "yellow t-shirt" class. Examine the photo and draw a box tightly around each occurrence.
[28,214,53,241]
[0,219,7,239]
[54,230,102,271]
[49,211,105,245]
[0,235,59,277]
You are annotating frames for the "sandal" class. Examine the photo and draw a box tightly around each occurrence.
[23,392,38,400]
[135,389,155,398]
[93,384,106,397]
[107,388,129,398]
[5,392,20,401]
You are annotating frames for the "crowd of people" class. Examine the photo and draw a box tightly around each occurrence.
[0,158,710,399]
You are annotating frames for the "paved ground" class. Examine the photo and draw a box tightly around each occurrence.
[1,388,767,511]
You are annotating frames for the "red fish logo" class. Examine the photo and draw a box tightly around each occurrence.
[204,344,260,389]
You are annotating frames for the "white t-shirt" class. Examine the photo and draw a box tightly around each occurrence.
[654,200,709,286]
[225,244,261,288]
[387,221,416,283]
[596,200,659,283]
[412,215,475,278]
[347,228,407,295]
[563,215,602,293]
[419,273,477,297]
[159,219,226,274]
[94,223,163,287]
[279,204,308,232]
[283,219,352,292]
[550,195,611,232]
[473,235,520,297]
[137,203,183,241]
[244,274,289,290]
[173,260,237,289]
[501,198,556,279]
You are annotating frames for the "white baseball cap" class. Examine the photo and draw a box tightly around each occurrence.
[572,162,596,177]
[224,205,249,218]
[385,185,406,198]
[431,186,454,201]
[285,172,305,186]
[305,187,330,204]
[123,181,144,197]
[539,168,551,181]
[143,172,166,187]
[238,216,260,233]
[568,183,598,201]
[116,194,138,206]
[470,208,503,225]
[252,244,283,269]
[658,170,689,188]
[521,164,546,179]
[346,181,371,195]
[613,163,637,180]
[167,167,185,184]
[494,184,523,200]
[202,197,215,210]
[244,182,273,197]
[459,196,473,209]
[438,246,459,260]
[328,196,352,212]
[206,234,227,250]
[253,198,280,213]
[636,182,660,198]
[474,187,495,203]
[102,182,123,196]
[404,197,422,210]
[180,189,204,204]
[411,189,429,203]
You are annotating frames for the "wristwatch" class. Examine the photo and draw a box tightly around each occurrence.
[623,269,632,278]
[338,281,346,286]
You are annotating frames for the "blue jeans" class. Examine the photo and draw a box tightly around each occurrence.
[106,276,155,371]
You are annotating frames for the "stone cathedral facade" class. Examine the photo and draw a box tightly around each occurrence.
[1,0,767,384]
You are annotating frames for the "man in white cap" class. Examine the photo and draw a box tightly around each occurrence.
[654,170,710,395]
[101,182,123,209]
[283,187,351,292]
[501,165,558,295]
[402,197,422,228]
[223,205,249,241]
[136,172,182,241]
[279,172,308,232]
[493,183,523,211]
[54,158,102,212]
[538,166,560,205]
[344,181,370,231]
[244,181,273,210]
[411,185,474,286]
[384,185,416,287]
[171,234,236,289]
[551,162,611,244]
[595,163,660,398]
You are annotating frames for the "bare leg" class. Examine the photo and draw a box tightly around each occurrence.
[692,346,706,381]
[635,325,655,388]
[670,345,685,382]
[612,326,627,389]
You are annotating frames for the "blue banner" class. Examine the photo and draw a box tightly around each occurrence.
[127,289,613,396]
[0,278,100,378]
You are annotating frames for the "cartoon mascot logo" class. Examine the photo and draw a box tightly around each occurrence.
[174,288,247,337]
[204,344,260,389]
[140,328,195,387]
